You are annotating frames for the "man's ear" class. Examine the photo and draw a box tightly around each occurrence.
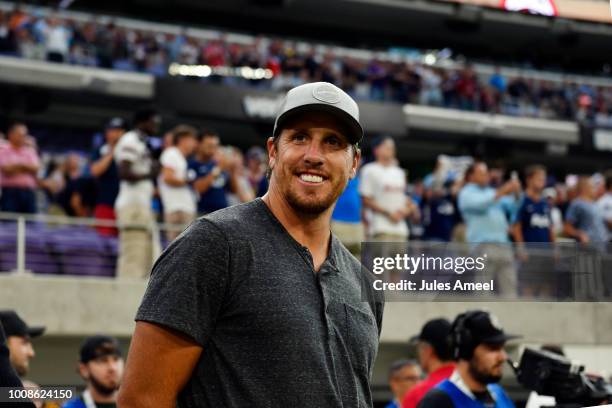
[266,137,277,169]
[350,148,361,179]
[78,363,89,380]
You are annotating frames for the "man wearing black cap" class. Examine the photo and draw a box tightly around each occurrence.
[0,310,45,378]
[418,311,518,408]
[118,82,384,408]
[403,318,455,408]
[63,335,124,408]
[90,117,126,236]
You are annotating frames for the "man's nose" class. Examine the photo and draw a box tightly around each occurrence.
[303,141,324,165]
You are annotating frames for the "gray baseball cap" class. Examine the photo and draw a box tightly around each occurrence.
[273,82,363,145]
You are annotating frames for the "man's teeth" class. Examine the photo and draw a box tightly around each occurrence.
[300,174,323,183]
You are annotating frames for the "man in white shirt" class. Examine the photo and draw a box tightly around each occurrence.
[158,125,198,241]
[359,136,417,241]
[114,108,161,279]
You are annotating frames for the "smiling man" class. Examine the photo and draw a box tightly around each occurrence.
[118,82,384,408]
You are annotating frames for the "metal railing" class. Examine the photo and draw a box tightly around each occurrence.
[0,211,185,276]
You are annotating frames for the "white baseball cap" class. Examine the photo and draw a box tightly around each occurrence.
[273,82,363,144]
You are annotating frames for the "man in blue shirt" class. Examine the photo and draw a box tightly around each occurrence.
[511,165,555,298]
[90,117,126,236]
[385,360,421,408]
[418,311,518,408]
[63,335,123,408]
[189,130,238,215]
[564,176,609,244]
[332,164,363,256]
[512,165,554,244]
[458,162,521,297]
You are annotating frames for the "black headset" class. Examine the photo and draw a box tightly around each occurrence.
[450,310,484,360]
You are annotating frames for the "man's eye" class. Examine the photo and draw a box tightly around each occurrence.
[292,133,307,142]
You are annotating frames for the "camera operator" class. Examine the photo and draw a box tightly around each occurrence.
[418,310,519,408]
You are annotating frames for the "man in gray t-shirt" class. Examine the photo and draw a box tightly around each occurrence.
[118,82,384,408]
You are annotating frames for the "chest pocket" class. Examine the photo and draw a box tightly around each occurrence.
[327,300,379,374]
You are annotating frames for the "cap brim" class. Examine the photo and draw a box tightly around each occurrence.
[275,103,363,145]
[27,326,45,338]
[482,333,521,344]
[408,335,421,345]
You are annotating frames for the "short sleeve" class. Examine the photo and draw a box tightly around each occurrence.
[160,149,179,170]
[135,218,230,346]
[114,135,139,163]
[359,165,374,198]
[511,197,526,225]
[565,203,579,226]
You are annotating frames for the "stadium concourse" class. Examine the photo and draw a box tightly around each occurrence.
[0,0,611,407]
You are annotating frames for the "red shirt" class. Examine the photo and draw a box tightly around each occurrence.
[402,364,455,408]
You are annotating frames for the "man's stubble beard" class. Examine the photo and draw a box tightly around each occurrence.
[468,358,502,385]
[89,372,120,397]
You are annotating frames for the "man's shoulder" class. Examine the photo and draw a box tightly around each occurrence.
[199,200,267,239]
[61,397,85,408]
[417,387,454,408]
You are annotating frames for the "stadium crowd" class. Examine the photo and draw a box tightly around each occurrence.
[0,114,610,266]
[2,5,612,124]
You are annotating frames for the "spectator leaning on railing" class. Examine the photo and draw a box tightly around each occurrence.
[0,122,41,214]
[563,176,609,244]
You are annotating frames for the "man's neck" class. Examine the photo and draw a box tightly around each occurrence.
[578,194,593,202]
[196,153,213,163]
[262,186,332,266]
[377,158,394,167]
[526,187,541,201]
[427,359,451,375]
[87,385,116,404]
[457,362,487,392]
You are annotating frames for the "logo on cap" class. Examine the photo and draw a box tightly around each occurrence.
[312,83,341,104]
[489,313,502,331]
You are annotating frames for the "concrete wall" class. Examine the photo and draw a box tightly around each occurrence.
[2,274,611,392]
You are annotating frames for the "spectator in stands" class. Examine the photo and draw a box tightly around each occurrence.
[564,176,609,243]
[114,108,161,278]
[512,165,555,244]
[245,146,268,197]
[596,171,612,238]
[224,146,255,206]
[543,187,564,238]
[512,165,555,297]
[189,130,237,215]
[421,177,461,242]
[158,125,199,241]
[0,310,45,379]
[90,118,126,236]
[63,335,124,408]
[385,360,421,408]
[360,136,417,241]
[41,16,71,63]
[457,162,521,295]
[40,153,87,217]
[0,123,40,214]
[403,318,455,408]
[331,159,363,257]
